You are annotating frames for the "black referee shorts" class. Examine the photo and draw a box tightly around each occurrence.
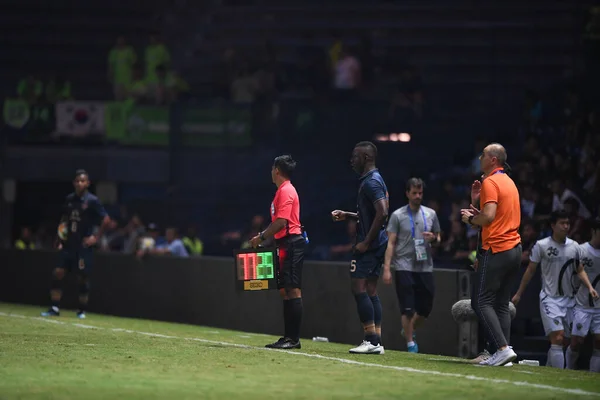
[276,235,306,290]
[394,271,435,318]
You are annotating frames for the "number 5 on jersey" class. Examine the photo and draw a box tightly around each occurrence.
[350,260,357,272]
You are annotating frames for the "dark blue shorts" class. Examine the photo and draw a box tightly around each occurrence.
[350,244,387,279]
[59,248,93,274]
[394,271,435,317]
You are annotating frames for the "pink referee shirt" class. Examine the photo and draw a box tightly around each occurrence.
[271,180,302,240]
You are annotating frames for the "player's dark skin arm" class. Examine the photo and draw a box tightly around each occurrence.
[94,216,111,238]
[84,216,111,247]
[356,199,388,252]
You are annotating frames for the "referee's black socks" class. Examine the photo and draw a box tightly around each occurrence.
[283,299,293,339]
[284,298,303,342]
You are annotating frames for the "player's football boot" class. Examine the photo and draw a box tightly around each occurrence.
[265,337,287,348]
[77,312,86,319]
[41,307,60,317]
[349,340,384,354]
[266,337,301,349]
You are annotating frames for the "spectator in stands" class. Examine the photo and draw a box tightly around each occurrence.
[45,75,72,104]
[182,225,204,256]
[17,74,43,105]
[221,214,267,249]
[231,61,259,104]
[328,32,343,69]
[550,178,592,219]
[128,65,148,103]
[151,227,188,258]
[149,65,173,105]
[14,226,35,250]
[145,33,171,86]
[34,225,53,250]
[98,219,120,252]
[582,158,599,194]
[441,220,469,261]
[108,36,137,101]
[519,220,538,264]
[122,214,146,254]
[520,185,538,220]
[333,48,361,94]
[564,198,587,243]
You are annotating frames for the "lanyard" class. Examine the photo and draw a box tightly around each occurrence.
[408,207,427,238]
[489,168,504,177]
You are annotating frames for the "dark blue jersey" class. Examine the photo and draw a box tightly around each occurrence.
[62,192,107,249]
[356,169,389,251]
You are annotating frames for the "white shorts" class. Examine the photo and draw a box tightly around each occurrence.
[571,306,600,337]
[540,295,574,337]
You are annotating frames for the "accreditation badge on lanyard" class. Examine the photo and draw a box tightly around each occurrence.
[409,208,428,261]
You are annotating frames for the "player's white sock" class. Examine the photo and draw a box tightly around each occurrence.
[565,346,578,370]
[407,341,415,347]
[546,348,552,367]
[590,349,600,373]
[549,344,565,369]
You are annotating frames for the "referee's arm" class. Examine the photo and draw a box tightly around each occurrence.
[250,218,287,248]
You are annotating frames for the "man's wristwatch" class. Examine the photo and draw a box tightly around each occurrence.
[259,231,266,241]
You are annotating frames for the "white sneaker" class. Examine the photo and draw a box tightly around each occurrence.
[349,340,384,354]
[488,347,517,367]
[504,362,513,367]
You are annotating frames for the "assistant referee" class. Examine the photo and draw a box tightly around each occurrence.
[250,155,306,350]
[461,143,521,367]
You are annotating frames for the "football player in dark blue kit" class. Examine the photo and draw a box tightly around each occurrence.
[41,170,111,319]
[331,141,389,354]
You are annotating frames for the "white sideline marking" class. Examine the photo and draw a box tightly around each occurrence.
[73,324,98,329]
[31,317,65,325]
[0,312,598,397]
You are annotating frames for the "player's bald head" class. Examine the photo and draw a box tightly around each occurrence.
[484,143,507,165]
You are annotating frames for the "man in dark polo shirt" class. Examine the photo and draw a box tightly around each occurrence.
[250,155,306,349]
[332,141,389,354]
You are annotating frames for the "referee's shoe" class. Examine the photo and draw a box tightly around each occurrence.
[266,337,301,350]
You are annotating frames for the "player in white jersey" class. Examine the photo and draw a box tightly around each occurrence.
[512,210,597,369]
[566,218,600,372]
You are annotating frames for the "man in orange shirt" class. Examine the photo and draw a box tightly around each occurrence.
[461,143,522,366]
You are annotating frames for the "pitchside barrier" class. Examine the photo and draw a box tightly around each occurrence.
[1,249,475,356]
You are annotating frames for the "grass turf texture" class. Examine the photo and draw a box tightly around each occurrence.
[0,303,599,399]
